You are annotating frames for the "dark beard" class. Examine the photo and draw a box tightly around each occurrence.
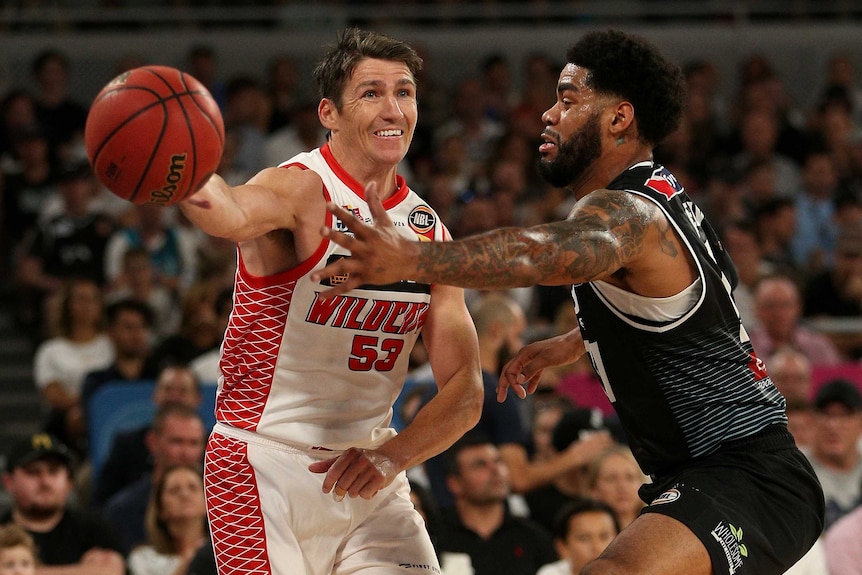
[537,112,602,188]
[17,502,64,522]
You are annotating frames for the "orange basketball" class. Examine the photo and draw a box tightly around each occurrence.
[85,65,224,206]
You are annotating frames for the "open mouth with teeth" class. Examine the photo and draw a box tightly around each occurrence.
[376,129,403,137]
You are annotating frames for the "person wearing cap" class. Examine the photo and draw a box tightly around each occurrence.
[802,379,862,529]
[0,433,125,574]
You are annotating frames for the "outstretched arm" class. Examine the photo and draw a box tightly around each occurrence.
[180,167,318,242]
[312,186,653,295]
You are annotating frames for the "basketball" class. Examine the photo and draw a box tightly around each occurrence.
[85,65,225,206]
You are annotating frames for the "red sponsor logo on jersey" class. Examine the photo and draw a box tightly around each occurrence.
[747,352,769,381]
[645,167,683,200]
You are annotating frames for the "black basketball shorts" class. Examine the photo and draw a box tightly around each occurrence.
[639,425,824,575]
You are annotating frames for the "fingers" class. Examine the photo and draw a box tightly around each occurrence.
[310,448,388,502]
[365,184,393,228]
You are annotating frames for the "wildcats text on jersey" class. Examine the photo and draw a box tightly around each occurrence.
[306,292,429,334]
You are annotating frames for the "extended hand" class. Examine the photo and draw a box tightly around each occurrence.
[311,185,418,298]
[499,330,586,401]
[308,447,399,501]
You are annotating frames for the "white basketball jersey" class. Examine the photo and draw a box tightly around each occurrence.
[215,144,449,450]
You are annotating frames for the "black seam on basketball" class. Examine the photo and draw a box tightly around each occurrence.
[186,91,225,148]
[144,67,181,96]
[130,98,170,203]
[171,90,199,203]
[90,88,170,165]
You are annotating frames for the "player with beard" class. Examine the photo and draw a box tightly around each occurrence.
[314,29,824,575]
[1,433,125,574]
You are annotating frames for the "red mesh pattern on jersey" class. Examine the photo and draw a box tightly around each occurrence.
[205,432,271,574]
[217,268,295,430]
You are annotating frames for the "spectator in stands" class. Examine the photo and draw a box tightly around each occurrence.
[15,159,114,332]
[0,433,124,575]
[149,283,222,371]
[104,204,198,297]
[748,274,843,366]
[2,123,58,334]
[0,523,38,575]
[435,76,505,186]
[537,499,620,575]
[525,407,610,532]
[424,294,611,510]
[728,108,801,199]
[436,434,557,575]
[768,347,815,446]
[80,298,159,421]
[802,379,862,530]
[33,278,114,455]
[265,54,302,133]
[127,464,209,575]
[103,403,205,553]
[188,287,232,383]
[824,481,862,575]
[105,247,180,340]
[223,74,269,176]
[791,149,844,273]
[30,48,88,160]
[804,221,862,318]
[586,445,647,530]
[185,44,226,111]
[94,366,202,507]
[753,196,800,280]
[720,217,772,330]
[263,100,327,169]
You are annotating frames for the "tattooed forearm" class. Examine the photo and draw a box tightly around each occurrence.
[411,189,655,289]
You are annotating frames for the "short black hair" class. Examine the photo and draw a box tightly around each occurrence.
[551,498,621,541]
[106,298,155,328]
[567,29,686,146]
[442,431,493,477]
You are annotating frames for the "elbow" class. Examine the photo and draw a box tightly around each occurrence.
[462,380,484,430]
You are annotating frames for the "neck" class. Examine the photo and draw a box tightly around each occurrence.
[570,144,653,200]
[815,449,859,472]
[115,355,145,379]
[167,518,206,553]
[454,500,505,540]
[70,325,99,342]
[12,508,63,533]
[326,141,400,201]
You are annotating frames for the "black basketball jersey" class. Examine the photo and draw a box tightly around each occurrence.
[572,161,786,477]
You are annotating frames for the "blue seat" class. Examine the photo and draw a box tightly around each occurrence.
[87,380,217,480]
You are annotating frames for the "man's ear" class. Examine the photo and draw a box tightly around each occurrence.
[609,101,635,135]
[319,98,338,131]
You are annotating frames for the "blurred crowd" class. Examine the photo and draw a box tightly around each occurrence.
[0,38,861,575]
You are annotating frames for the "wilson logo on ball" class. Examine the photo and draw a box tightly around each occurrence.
[149,153,187,204]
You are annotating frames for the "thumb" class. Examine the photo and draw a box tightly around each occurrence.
[308,458,336,474]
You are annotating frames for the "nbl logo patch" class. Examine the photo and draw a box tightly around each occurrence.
[408,205,436,239]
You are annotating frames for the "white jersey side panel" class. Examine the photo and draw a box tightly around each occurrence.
[216,145,447,450]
